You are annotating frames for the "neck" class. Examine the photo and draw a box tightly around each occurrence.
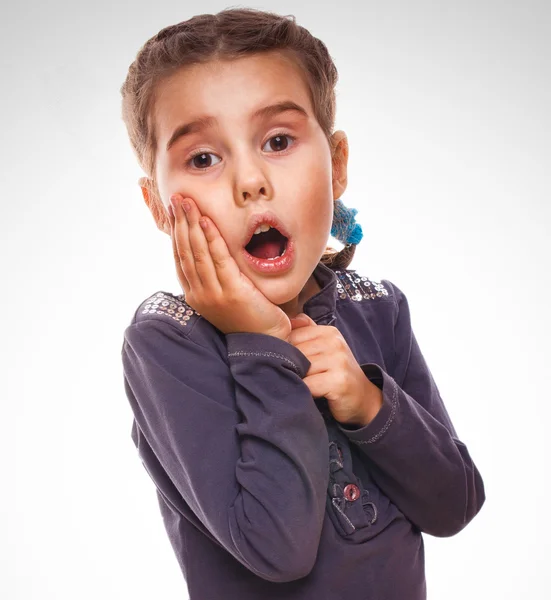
[277,272,322,319]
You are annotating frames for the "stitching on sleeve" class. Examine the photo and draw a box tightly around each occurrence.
[227,350,301,375]
[353,378,399,445]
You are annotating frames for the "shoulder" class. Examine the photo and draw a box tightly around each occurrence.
[129,290,203,333]
[332,268,396,306]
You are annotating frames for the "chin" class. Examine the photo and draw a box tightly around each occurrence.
[254,277,299,305]
[264,272,319,311]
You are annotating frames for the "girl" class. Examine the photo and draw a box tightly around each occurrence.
[121,8,485,599]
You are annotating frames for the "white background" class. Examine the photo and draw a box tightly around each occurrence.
[3,1,550,598]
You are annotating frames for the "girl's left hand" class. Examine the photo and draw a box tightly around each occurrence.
[287,313,383,426]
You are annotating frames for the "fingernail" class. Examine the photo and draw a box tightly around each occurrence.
[182,201,191,213]
[170,194,180,207]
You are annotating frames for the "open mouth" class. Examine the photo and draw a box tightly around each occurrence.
[245,227,289,260]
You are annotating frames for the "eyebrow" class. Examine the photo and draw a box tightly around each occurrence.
[165,100,309,152]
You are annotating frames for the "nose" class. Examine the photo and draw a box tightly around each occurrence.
[233,153,272,204]
[242,185,267,202]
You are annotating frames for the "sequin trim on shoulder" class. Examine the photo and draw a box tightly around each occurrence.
[334,270,389,301]
[140,292,201,327]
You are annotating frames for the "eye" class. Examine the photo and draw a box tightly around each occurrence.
[262,133,296,153]
[186,151,222,170]
[185,133,296,171]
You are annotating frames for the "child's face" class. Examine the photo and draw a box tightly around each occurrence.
[146,51,348,308]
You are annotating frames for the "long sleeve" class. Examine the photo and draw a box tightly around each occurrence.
[337,282,486,537]
[122,318,329,583]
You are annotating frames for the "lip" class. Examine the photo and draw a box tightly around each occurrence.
[242,210,292,247]
[242,237,295,274]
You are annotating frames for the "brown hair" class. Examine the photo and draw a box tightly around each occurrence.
[120,7,358,270]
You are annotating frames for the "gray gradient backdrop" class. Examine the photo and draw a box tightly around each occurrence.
[2,1,550,599]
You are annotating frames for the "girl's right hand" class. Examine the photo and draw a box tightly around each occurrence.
[168,194,292,341]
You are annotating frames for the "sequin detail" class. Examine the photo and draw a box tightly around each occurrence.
[140,270,387,327]
[334,270,389,301]
[141,292,201,327]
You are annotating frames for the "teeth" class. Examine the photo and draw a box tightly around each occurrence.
[253,223,273,235]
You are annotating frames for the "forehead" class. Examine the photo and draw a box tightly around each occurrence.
[152,51,314,139]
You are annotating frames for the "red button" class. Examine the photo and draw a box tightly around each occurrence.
[343,484,360,501]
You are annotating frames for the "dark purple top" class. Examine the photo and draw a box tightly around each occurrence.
[121,261,485,599]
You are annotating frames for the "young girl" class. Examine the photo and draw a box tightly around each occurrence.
[121,8,485,599]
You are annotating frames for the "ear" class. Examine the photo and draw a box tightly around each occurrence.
[330,130,349,200]
[139,176,171,235]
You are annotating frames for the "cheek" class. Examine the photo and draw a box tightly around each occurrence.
[295,187,333,245]
[293,157,334,220]
[292,146,332,190]
[212,212,243,251]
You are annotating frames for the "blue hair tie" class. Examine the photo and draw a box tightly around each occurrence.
[330,198,364,245]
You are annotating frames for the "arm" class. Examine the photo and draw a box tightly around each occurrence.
[337,282,486,537]
[122,318,329,582]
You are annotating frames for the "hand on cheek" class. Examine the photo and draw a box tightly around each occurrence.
[167,194,293,340]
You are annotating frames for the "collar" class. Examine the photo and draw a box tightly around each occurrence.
[302,261,338,326]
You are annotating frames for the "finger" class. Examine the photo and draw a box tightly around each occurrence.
[290,316,310,329]
[292,313,311,322]
[288,319,320,346]
[301,352,332,376]
[181,197,223,296]
[169,198,190,294]
[197,214,244,290]
[295,337,326,359]
[169,195,194,294]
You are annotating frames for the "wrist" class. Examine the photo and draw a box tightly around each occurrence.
[344,380,383,428]
[363,389,383,424]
